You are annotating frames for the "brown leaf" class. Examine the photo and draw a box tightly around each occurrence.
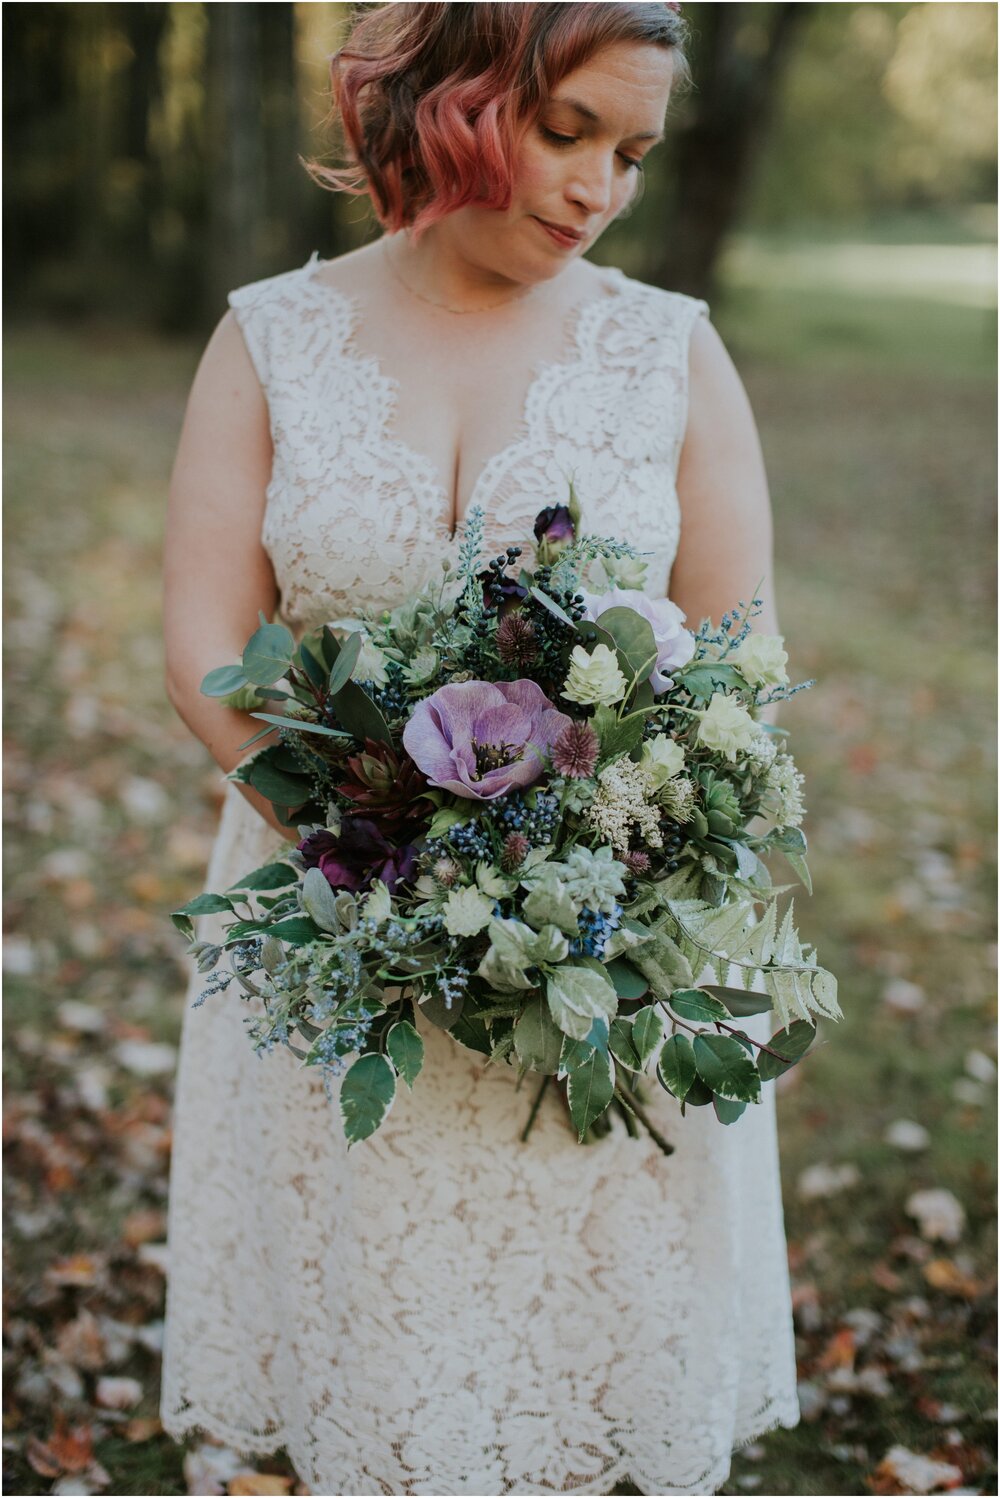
[922,1258,982,1299]
[815,1326,857,1372]
[45,1253,106,1289]
[871,1262,903,1293]
[122,1208,167,1247]
[228,1476,294,1496]
[25,1434,63,1478]
[42,1416,95,1475]
[55,1310,106,1371]
[123,1417,163,1443]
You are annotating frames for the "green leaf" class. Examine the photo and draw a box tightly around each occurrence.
[757,1019,817,1081]
[608,1017,642,1071]
[673,661,746,700]
[588,606,658,679]
[300,867,341,933]
[590,702,647,762]
[171,914,194,939]
[339,1053,397,1145]
[545,963,618,1042]
[567,1048,615,1140]
[201,663,250,698]
[522,873,579,936]
[693,1034,761,1103]
[584,1014,610,1054]
[668,988,730,1023]
[173,892,234,917]
[782,848,812,894]
[530,585,576,627]
[713,1095,747,1125]
[606,957,649,1001]
[226,862,297,892]
[558,1035,594,1075]
[242,620,295,687]
[657,1032,696,1102]
[249,712,349,739]
[386,1021,424,1088]
[296,641,327,689]
[245,756,312,808]
[419,987,465,1029]
[513,998,565,1074]
[631,1005,664,1064]
[701,984,773,1018]
[327,631,363,696]
[448,1010,492,1056]
[267,915,322,945]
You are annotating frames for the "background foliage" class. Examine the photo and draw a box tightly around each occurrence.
[3,3,996,1495]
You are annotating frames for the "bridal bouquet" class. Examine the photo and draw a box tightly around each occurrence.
[173,494,838,1151]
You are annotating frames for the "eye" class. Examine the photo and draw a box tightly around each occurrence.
[540,125,643,172]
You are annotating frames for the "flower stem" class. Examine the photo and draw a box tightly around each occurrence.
[613,1081,674,1156]
[520,1075,551,1142]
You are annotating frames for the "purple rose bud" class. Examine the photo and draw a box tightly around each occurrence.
[533,504,576,565]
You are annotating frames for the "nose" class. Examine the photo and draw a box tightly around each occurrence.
[564,149,615,217]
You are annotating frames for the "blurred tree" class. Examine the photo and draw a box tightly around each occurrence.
[652,2,814,301]
[205,3,265,318]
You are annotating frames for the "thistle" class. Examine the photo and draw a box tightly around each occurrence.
[495,613,538,669]
[500,831,531,872]
[551,720,599,779]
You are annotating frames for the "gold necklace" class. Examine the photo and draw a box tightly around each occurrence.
[382,236,540,315]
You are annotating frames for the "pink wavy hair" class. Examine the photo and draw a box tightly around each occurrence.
[305,2,690,237]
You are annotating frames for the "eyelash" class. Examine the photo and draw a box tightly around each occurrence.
[540,126,644,172]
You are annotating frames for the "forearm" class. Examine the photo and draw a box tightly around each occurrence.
[167,671,299,845]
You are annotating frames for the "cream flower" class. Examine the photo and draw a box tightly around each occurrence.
[561,643,627,707]
[731,634,789,689]
[640,735,686,791]
[442,885,495,938]
[696,692,758,760]
[351,632,391,688]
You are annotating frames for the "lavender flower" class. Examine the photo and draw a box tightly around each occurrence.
[402,679,572,801]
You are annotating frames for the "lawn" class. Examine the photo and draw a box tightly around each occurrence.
[3,229,996,1497]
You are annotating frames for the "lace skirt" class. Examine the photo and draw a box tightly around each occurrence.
[160,784,800,1496]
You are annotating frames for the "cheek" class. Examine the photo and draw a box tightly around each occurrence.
[510,138,562,202]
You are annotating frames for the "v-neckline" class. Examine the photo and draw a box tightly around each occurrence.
[302,253,625,543]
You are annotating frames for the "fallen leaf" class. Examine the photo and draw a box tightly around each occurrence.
[122,1208,167,1247]
[122,1417,162,1443]
[95,1375,143,1410]
[870,1443,964,1494]
[45,1253,106,1289]
[883,1120,930,1152]
[922,1258,981,1299]
[906,1189,965,1244]
[816,1327,857,1372]
[55,1310,106,1371]
[798,1162,861,1200]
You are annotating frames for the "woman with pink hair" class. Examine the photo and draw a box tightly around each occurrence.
[162,5,798,1492]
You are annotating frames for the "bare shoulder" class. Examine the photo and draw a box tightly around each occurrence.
[310,239,386,298]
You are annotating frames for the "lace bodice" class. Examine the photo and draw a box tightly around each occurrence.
[228,253,708,629]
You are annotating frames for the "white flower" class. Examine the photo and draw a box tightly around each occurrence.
[696,692,758,760]
[745,728,779,773]
[578,587,696,692]
[442,885,495,938]
[584,757,663,852]
[639,735,686,790]
[731,634,789,689]
[561,643,627,707]
[585,553,650,593]
[763,752,806,829]
[350,631,390,688]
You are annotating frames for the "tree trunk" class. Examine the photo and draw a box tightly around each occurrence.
[205,2,265,317]
[655,2,812,301]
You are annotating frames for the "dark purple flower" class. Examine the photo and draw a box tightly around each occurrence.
[298,819,418,894]
[533,503,576,563]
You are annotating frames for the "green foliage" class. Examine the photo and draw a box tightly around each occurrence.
[385,1021,424,1089]
[339,1054,397,1146]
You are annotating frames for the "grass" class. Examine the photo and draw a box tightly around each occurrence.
[3,222,996,1497]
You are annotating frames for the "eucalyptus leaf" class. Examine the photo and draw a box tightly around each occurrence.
[588,606,657,679]
[250,712,349,739]
[339,1053,397,1145]
[328,631,363,696]
[201,663,250,698]
[242,620,295,687]
[300,867,341,933]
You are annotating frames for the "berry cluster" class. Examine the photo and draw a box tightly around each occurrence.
[486,789,561,846]
[360,665,410,720]
[661,823,687,873]
[569,902,623,959]
[480,546,524,612]
[422,820,493,866]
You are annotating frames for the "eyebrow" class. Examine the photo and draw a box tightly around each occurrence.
[550,95,665,144]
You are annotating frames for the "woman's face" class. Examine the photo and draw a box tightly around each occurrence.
[440,41,674,284]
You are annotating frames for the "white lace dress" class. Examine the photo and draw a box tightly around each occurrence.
[160,252,800,1496]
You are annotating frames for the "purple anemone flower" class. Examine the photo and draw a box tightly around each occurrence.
[298,819,418,894]
[402,679,572,801]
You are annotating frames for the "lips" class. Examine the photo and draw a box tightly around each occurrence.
[533,217,585,250]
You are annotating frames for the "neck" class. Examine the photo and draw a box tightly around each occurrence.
[385,227,536,314]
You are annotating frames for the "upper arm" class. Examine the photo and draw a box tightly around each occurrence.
[670,315,780,639]
[163,308,278,696]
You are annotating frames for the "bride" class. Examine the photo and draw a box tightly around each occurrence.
[160,4,799,1494]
